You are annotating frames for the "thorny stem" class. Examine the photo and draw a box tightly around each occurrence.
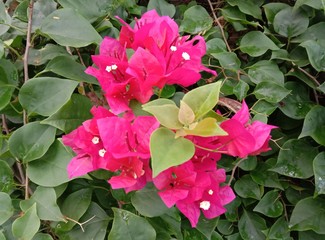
[227,157,247,185]
[207,0,232,52]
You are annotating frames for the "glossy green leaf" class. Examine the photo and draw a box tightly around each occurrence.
[0,1,12,35]
[45,56,98,84]
[279,81,315,120]
[41,94,92,133]
[158,85,176,98]
[292,22,325,43]
[131,183,169,217]
[147,0,175,17]
[108,208,156,240]
[300,40,325,72]
[254,82,290,103]
[20,186,65,222]
[0,192,14,225]
[273,7,309,38]
[240,31,279,57]
[183,81,221,119]
[299,105,325,145]
[9,122,56,163]
[27,140,71,187]
[253,190,283,217]
[313,152,325,195]
[28,44,75,66]
[0,160,14,193]
[12,204,40,240]
[289,196,325,234]
[233,80,249,101]
[179,5,213,34]
[39,8,102,47]
[58,188,92,231]
[227,0,263,19]
[267,216,291,240]
[272,139,319,179]
[211,52,241,71]
[0,59,18,111]
[238,210,267,240]
[150,128,195,177]
[58,202,109,240]
[234,174,263,200]
[57,0,116,22]
[19,77,78,116]
[248,60,284,85]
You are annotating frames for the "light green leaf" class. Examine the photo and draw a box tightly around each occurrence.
[19,77,78,116]
[272,139,319,179]
[41,94,92,133]
[27,140,72,187]
[254,82,291,103]
[20,186,65,222]
[178,100,195,126]
[253,190,283,217]
[131,183,170,217]
[289,196,325,234]
[0,192,14,225]
[179,5,213,34]
[183,117,227,137]
[240,31,279,57]
[273,7,309,38]
[300,40,325,72]
[299,105,325,145]
[234,174,263,200]
[9,122,56,163]
[238,210,267,240]
[278,81,315,120]
[0,160,14,193]
[12,204,40,240]
[183,82,221,119]
[313,152,325,195]
[150,128,195,177]
[147,0,176,17]
[45,56,98,84]
[39,8,102,47]
[248,60,284,85]
[57,188,92,231]
[108,208,156,240]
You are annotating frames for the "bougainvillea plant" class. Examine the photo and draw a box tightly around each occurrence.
[62,9,275,228]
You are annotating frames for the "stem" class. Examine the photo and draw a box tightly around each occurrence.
[207,0,232,52]
[228,158,247,185]
[3,43,23,59]
[1,114,10,135]
[295,64,320,87]
[23,0,35,125]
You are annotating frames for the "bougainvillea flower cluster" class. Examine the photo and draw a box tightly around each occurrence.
[63,10,276,227]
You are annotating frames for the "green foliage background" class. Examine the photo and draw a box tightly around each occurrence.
[0,0,325,239]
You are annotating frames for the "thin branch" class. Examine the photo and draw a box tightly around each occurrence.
[207,0,232,52]
[228,158,247,185]
[23,0,35,125]
[1,114,10,135]
[293,63,320,87]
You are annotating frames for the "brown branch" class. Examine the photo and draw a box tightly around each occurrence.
[1,114,10,135]
[207,0,232,52]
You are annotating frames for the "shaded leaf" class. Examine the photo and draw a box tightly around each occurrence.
[227,0,263,19]
[0,192,14,225]
[0,160,14,193]
[267,216,291,240]
[0,59,18,111]
[313,152,325,195]
[248,60,284,85]
[253,190,283,217]
[196,216,219,240]
[147,0,175,17]
[234,174,263,200]
[300,40,325,72]
[238,210,267,240]
[254,82,290,103]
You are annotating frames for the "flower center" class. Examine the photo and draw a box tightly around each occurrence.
[92,136,100,144]
[106,64,118,72]
[170,46,177,51]
[199,201,211,210]
[208,189,214,195]
[98,149,106,157]
[182,52,190,60]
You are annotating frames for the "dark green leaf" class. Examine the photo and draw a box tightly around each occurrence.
[272,139,319,178]
[313,152,325,195]
[278,81,315,120]
[9,122,56,163]
[27,140,72,187]
[31,0,57,32]
[0,59,18,111]
[20,186,65,222]
[45,56,98,84]
[196,216,219,240]
[300,40,325,72]
[227,0,263,19]
[39,8,102,47]
[273,7,309,38]
[263,3,290,25]
[216,219,233,235]
[147,0,176,17]
[253,190,283,217]
[211,52,241,71]
[248,60,284,85]
[240,31,279,57]
[0,160,14,193]
[179,5,213,34]
[267,216,291,240]
[234,174,263,200]
[41,94,92,133]
[289,196,325,234]
[233,80,249,101]
[299,105,325,145]
[12,204,40,240]
[150,128,195,177]
[299,230,325,240]
[108,208,156,240]
[131,183,169,217]
[225,197,241,222]
[254,82,290,103]
[238,156,257,171]
[0,192,13,225]
[238,210,267,240]
[19,77,78,116]
[157,85,176,99]
[206,38,227,54]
